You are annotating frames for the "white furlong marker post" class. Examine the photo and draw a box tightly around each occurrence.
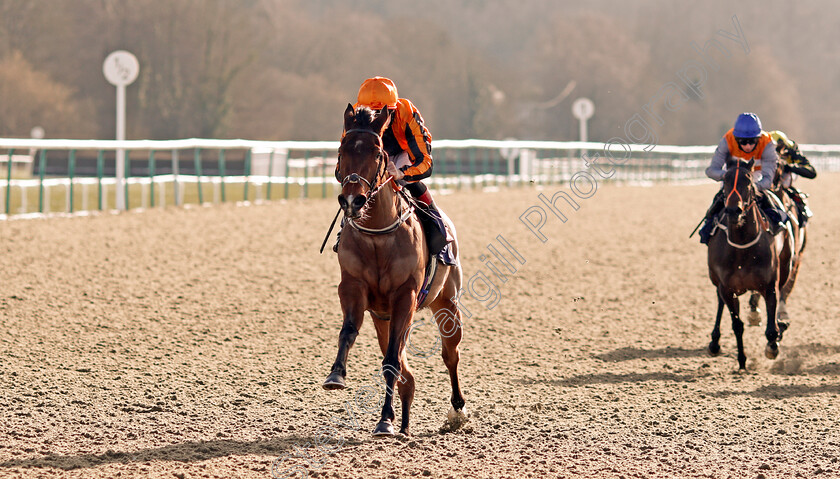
[103,50,139,210]
[571,97,594,143]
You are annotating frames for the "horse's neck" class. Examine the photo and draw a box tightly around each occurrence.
[359,184,402,230]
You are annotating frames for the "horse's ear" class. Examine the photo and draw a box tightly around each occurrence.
[725,157,736,169]
[343,103,355,131]
[371,106,391,134]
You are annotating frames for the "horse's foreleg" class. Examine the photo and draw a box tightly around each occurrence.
[708,288,725,356]
[324,281,367,390]
[721,289,746,369]
[764,284,781,359]
[373,317,416,436]
[373,287,416,436]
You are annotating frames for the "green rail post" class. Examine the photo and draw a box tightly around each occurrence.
[284,151,291,199]
[266,149,275,200]
[321,149,327,198]
[438,148,446,191]
[124,150,130,210]
[482,148,489,187]
[195,148,204,204]
[149,149,156,208]
[244,148,252,202]
[5,149,13,215]
[469,148,476,189]
[455,148,463,190]
[68,149,76,213]
[96,150,104,210]
[219,149,226,203]
[38,149,46,213]
[303,150,309,198]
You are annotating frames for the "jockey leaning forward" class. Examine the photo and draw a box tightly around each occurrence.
[769,130,817,226]
[697,112,787,244]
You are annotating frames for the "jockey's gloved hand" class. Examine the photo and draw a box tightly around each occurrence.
[386,162,405,180]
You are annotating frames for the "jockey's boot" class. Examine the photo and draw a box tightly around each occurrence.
[699,190,725,244]
[758,193,786,235]
[787,187,813,226]
[414,188,451,255]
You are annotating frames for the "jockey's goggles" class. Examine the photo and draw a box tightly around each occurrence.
[735,137,758,146]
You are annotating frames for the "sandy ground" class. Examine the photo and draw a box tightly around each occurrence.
[1,173,839,479]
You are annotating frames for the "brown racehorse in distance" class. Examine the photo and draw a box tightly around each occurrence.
[746,161,807,326]
[323,104,466,436]
[707,158,790,369]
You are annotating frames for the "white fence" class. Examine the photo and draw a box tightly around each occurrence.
[1,138,839,219]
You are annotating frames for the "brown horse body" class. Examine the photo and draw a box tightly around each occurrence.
[323,105,465,436]
[707,158,791,369]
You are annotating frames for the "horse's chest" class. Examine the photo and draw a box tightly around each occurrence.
[718,253,775,290]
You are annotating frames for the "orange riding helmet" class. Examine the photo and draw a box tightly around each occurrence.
[355,77,399,110]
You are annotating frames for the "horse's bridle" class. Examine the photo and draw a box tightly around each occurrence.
[718,165,765,248]
[337,127,414,235]
[338,128,387,198]
[724,165,756,219]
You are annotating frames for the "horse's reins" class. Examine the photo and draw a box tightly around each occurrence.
[717,166,764,249]
[338,128,414,236]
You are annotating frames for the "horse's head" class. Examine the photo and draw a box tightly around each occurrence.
[722,158,756,220]
[336,104,391,219]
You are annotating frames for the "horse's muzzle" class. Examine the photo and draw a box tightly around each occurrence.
[338,194,367,218]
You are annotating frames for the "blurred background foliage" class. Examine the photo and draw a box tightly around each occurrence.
[0,0,835,143]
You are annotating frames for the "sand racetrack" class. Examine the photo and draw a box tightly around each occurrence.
[1,173,839,479]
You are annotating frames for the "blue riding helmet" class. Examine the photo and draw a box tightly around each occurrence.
[733,112,762,138]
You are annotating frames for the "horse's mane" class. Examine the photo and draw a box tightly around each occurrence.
[350,107,378,130]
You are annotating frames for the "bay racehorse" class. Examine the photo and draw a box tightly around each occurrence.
[746,161,807,326]
[707,158,791,369]
[323,104,466,436]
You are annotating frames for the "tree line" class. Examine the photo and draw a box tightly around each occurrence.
[0,0,835,144]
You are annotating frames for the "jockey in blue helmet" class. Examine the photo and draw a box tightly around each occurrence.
[697,112,787,244]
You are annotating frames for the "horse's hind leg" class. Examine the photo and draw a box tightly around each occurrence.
[433,299,466,423]
[747,292,762,326]
[708,289,725,356]
[397,351,415,435]
[720,288,746,369]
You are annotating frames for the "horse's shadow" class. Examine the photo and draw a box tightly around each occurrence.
[0,434,366,471]
[514,346,710,386]
[708,383,840,399]
[518,370,702,387]
[594,346,708,363]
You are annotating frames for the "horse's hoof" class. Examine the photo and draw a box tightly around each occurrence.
[708,343,721,357]
[372,421,395,437]
[323,373,346,390]
[449,406,469,423]
[746,311,762,326]
[440,406,469,433]
[765,344,779,360]
[778,322,789,341]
